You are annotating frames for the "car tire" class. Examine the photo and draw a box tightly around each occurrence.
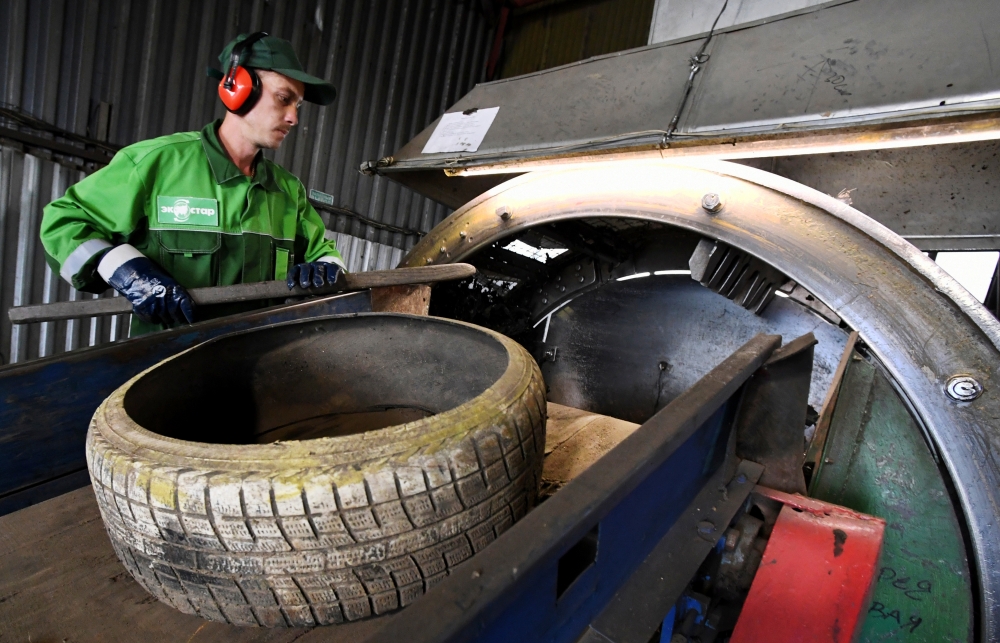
[85,315,546,627]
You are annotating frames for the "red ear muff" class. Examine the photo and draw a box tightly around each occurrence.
[217,32,267,115]
[218,66,261,115]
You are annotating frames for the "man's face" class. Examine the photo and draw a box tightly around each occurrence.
[240,70,305,150]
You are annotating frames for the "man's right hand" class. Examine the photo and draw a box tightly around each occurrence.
[98,245,195,326]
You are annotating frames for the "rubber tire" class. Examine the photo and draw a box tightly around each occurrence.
[85,321,545,627]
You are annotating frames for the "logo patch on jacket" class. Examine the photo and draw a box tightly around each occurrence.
[156,196,219,226]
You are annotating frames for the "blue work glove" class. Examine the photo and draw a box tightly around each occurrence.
[98,245,195,326]
[287,261,341,290]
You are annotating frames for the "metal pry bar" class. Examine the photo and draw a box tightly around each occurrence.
[8,263,476,324]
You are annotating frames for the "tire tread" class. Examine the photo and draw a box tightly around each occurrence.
[87,364,545,626]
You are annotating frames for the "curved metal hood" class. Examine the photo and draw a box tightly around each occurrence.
[373,0,1000,208]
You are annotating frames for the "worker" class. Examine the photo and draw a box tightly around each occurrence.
[40,32,345,336]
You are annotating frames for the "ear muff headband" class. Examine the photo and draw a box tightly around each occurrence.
[218,32,268,115]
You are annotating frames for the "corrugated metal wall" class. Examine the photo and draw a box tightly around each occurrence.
[0,0,493,364]
[498,0,654,79]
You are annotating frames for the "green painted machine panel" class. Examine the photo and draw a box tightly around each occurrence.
[810,355,972,643]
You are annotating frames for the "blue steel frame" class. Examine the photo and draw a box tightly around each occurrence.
[354,334,780,643]
[0,292,371,515]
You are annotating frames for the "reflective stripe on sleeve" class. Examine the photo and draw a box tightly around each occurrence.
[97,244,146,282]
[316,255,347,271]
[59,238,112,283]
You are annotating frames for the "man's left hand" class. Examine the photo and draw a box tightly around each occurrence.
[287,261,341,289]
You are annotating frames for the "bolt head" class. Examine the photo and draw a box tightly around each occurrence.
[425,257,433,264]
[702,192,724,213]
[946,375,983,402]
[496,206,512,221]
[459,230,467,238]
[697,520,716,535]
[439,246,447,254]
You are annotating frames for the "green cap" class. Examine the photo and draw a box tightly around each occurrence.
[209,33,336,105]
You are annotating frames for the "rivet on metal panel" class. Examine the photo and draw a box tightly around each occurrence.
[946,375,983,401]
[460,231,467,239]
[440,246,447,254]
[497,206,513,220]
[702,193,724,213]
[697,520,717,537]
[425,257,433,264]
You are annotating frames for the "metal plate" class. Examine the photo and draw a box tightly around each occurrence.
[381,0,1000,183]
[539,276,847,424]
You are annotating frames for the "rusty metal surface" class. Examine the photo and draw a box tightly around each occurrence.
[734,333,815,494]
[399,159,1000,641]
[369,284,431,315]
[805,330,859,472]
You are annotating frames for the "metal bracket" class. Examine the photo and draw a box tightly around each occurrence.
[529,257,609,321]
[579,459,765,643]
[689,239,786,315]
[778,281,842,325]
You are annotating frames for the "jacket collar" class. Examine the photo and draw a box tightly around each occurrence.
[200,121,283,192]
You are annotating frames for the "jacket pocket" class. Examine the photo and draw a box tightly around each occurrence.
[154,229,221,289]
[272,238,295,281]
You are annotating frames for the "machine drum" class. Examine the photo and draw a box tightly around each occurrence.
[84,314,546,627]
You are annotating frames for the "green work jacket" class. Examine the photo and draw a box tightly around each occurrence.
[41,121,344,336]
